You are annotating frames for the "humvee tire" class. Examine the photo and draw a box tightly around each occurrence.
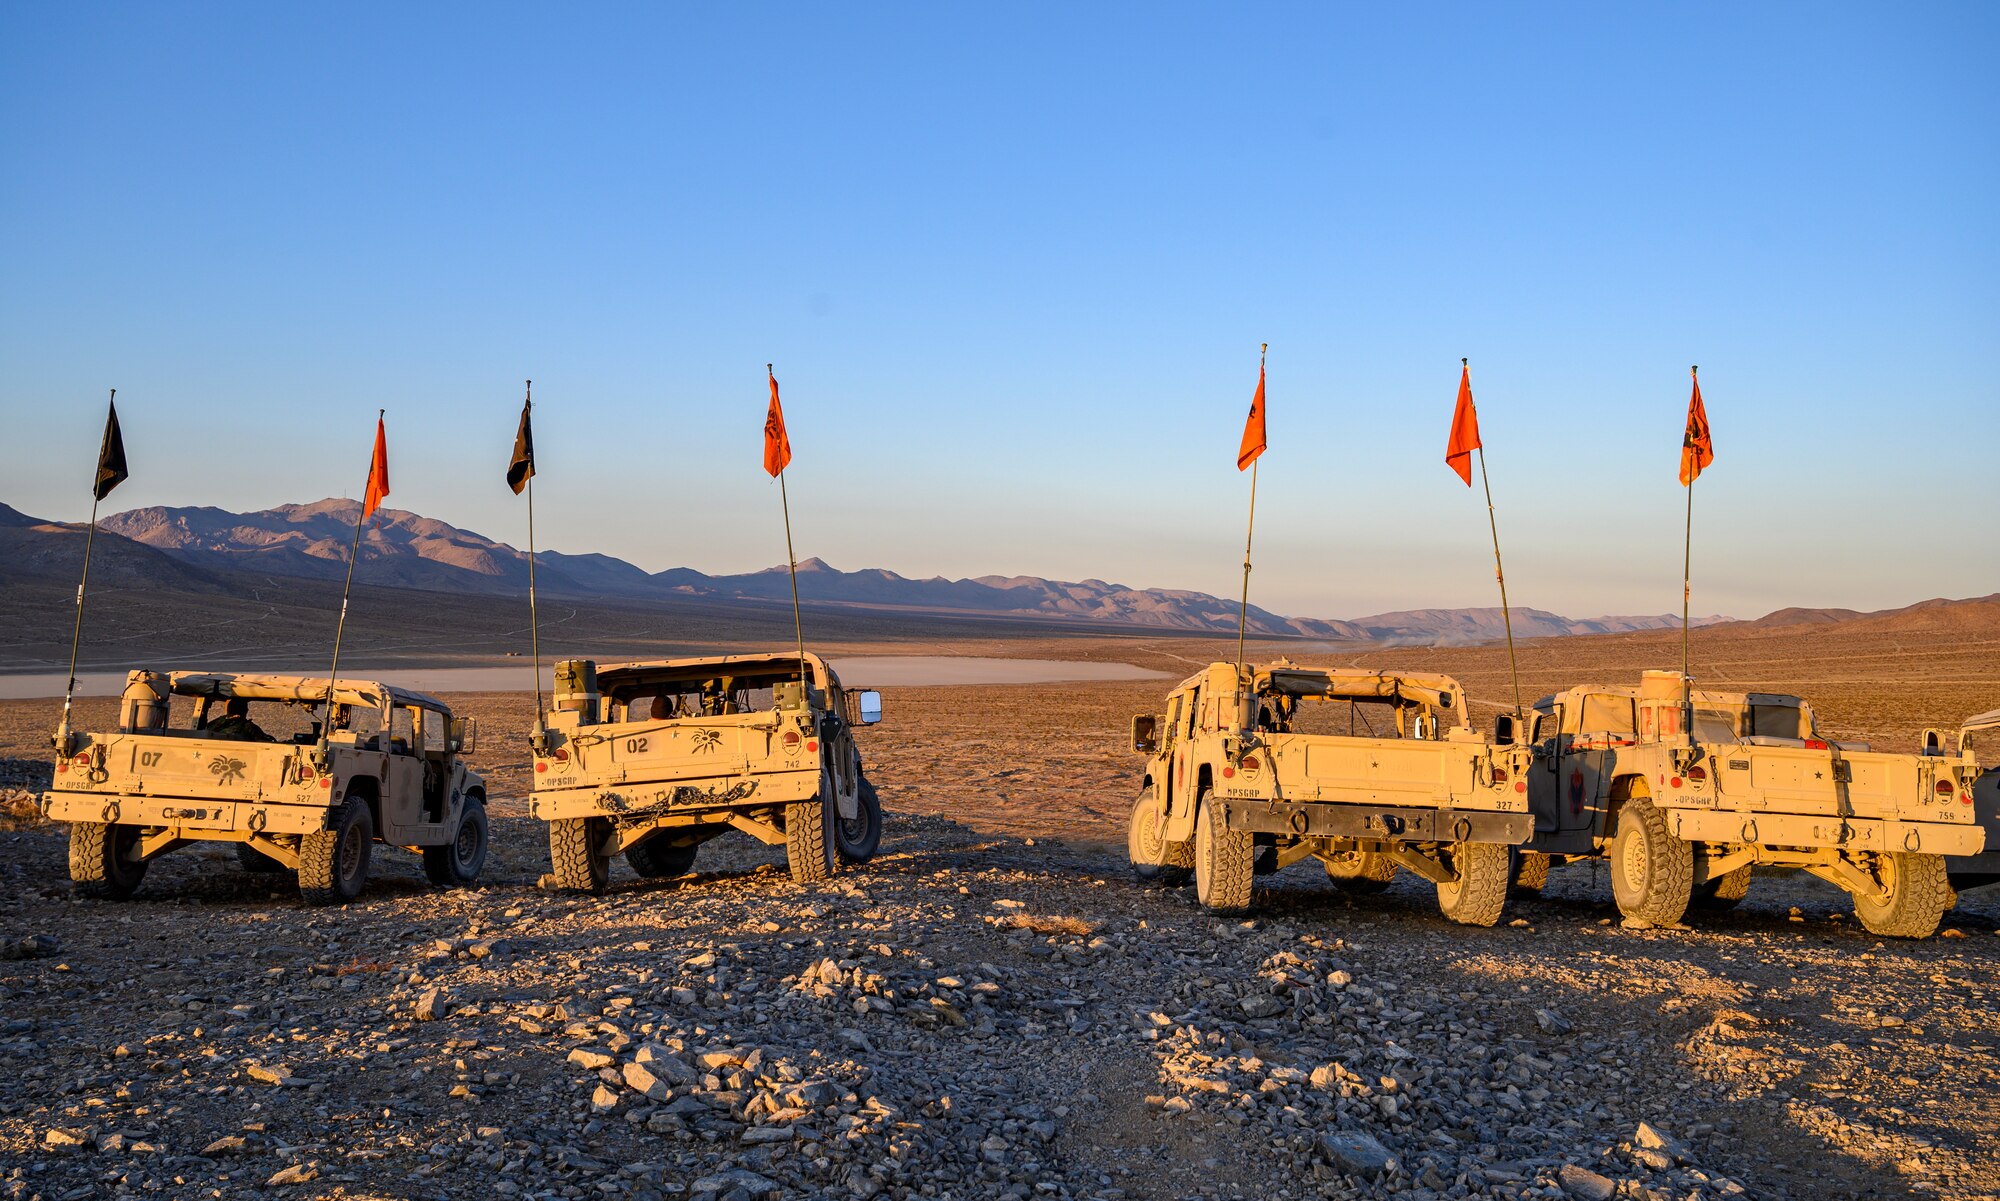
[70,822,147,900]
[1193,793,1254,914]
[1128,785,1193,886]
[1692,863,1752,910]
[1323,849,1395,894]
[299,797,374,906]
[1434,842,1511,927]
[236,841,286,874]
[1610,798,1693,926]
[786,794,837,883]
[423,796,489,887]
[836,777,884,863]
[626,833,698,879]
[549,816,612,893]
[1852,853,1954,939]
[1511,851,1551,895]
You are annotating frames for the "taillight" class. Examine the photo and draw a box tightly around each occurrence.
[1240,756,1261,777]
[1492,768,1508,784]
[1687,766,1707,783]
[782,731,801,752]
[553,748,569,762]
[1935,781,1954,796]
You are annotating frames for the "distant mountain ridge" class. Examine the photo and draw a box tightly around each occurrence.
[2,496,1753,644]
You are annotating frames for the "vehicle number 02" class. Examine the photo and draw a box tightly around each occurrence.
[624,737,649,754]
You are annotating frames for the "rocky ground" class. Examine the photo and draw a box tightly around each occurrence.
[1,784,1997,1201]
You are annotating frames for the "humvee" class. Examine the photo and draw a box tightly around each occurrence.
[526,652,883,892]
[1127,661,1537,926]
[42,670,487,905]
[1947,707,2000,892]
[1518,670,1985,937]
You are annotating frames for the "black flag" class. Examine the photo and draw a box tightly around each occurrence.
[94,399,128,501]
[507,393,535,495]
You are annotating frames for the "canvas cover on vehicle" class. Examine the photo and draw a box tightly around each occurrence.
[165,672,447,715]
[1255,667,1468,726]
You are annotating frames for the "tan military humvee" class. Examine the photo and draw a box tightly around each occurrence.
[527,652,883,892]
[1945,707,1999,894]
[1519,670,1985,937]
[1127,661,1537,926]
[42,671,487,904]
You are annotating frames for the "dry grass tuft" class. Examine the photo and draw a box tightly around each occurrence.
[999,912,1102,938]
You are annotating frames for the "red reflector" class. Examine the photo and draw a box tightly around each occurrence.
[319,778,331,789]
[1514,781,1527,793]
[1804,739,1828,750]
[1670,776,1683,788]
[535,762,548,773]
[805,740,818,753]
[56,762,68,774]
[1964,794,1974,805]
[1221,766,1235,779]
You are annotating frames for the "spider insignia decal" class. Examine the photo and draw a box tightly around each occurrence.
[209,756,249,785]
[691,729,723,755]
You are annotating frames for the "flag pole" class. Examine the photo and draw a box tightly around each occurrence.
[56,388,115,753]
[522,381,544,724]
[1467,360,1523,717]
[772,365,809,694]
[1682,365,1697,720]
[1236,343,1266,671]
[322,409,381,730]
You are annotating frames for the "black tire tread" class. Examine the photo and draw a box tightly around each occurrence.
[548,816,610,893]
[1852,853,1954,939]
[298,798,372,907]
[1436,842,1511,927]
[1324,850,1396,894]
[69,822,145,900]
[1193,794,1254,914]
[787,797,835,883]
[1610,798,1694,926]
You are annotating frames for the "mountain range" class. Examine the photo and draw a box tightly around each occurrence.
[9,497,1745,645]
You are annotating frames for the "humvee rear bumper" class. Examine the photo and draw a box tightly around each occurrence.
[1220,799,1533,845]
[1662,807,1984,857]
[40,791,335,837]
[529,770,821,823]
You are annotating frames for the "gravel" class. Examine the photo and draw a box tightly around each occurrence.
[1,805,1996,1201]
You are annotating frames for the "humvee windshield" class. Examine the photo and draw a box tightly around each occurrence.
[595,657,842,722]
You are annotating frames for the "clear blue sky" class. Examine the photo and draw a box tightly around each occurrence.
[4,3,1995,621]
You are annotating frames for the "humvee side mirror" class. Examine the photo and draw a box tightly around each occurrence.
[858,690,883,725]
[1494,713,1521,747]
[449,717,478,755]
[1132,714,1159,754]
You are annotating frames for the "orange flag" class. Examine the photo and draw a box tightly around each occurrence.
[1445,361,1482,486]
[361,415,390,520]
[1679,369,1713,486]
[1236,357,1266,471]
[763,367,792,477]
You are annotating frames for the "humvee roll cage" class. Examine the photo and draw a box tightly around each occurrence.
[164,672,453,719]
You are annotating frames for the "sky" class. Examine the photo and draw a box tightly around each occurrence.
[3,3,1996,622]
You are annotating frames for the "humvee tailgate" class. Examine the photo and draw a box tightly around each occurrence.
[68,736,289,801]
[1740,748,1912,812]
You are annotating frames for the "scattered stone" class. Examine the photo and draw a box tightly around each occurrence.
[414,986,448,1021]
[1318,1130,1394,1178]
[1558,1163,1617,1200]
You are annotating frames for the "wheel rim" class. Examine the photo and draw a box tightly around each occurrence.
[338,825,364,882]
[455,816,481,869]
[1132,796,1162,861]
[1435,848,1462,906]
[1620,827,1648,893]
